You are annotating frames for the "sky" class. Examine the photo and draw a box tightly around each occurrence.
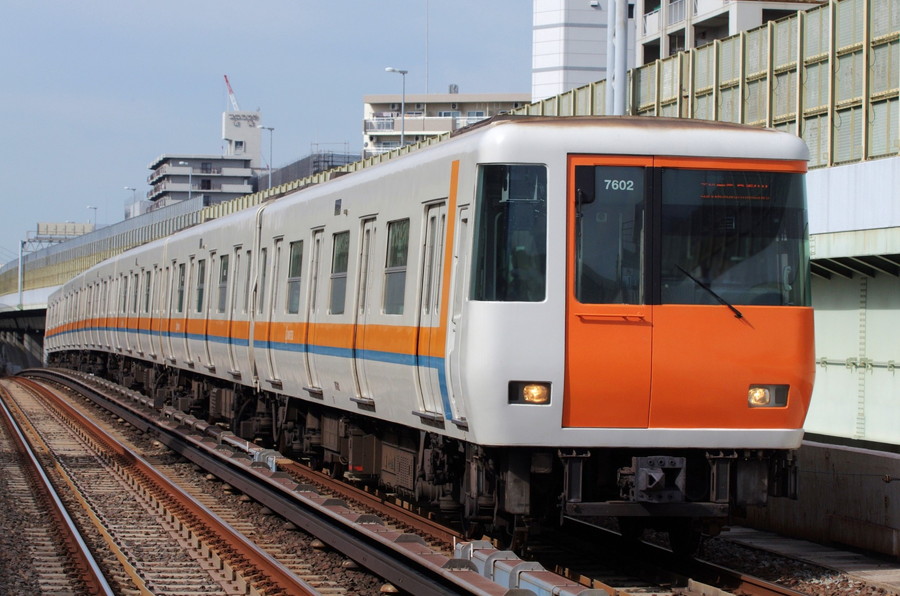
[0,1,533,264]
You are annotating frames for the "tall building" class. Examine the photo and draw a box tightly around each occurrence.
[146,154,254,209]
[222,110,264,169]
[532,0,637,101]
[144,109,263,209]
[363,91,531,157]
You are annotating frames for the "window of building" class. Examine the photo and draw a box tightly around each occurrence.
[201,179,212,190]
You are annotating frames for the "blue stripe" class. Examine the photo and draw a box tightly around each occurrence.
[49,325,453,419]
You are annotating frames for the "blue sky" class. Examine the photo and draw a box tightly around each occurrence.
[0,1,532,264]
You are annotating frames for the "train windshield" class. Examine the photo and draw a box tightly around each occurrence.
[471,164,547,302]
[660,169,809,307]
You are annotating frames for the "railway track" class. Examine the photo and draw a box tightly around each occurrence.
[0,381,111,595]
[0,376,322,595]
[13,368,840,596]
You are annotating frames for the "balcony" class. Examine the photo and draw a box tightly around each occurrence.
[668,0,685,25]
[643,7,660,35]
[365,114,490,137]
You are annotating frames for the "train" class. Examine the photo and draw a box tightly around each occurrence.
[44,116,815,551]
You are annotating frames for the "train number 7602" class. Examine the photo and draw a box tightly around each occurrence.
[604,179,635,191]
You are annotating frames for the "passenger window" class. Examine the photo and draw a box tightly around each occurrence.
[384,219,409,314]
[472,165,547,301]
[176,263,186,313]
[132,273,139,313]
[143,270,152,313]
[217,254,229,313]
[121,276,129,313]
[243,250,252,313]
[330,232,350,314]
[258,249,268,314]
[196,259,206,313]
[286,241,303,314]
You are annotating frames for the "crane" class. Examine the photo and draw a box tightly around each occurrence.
[224,75,241,111]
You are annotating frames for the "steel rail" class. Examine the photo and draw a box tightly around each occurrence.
[278,458,463,546]
[15,375,320,596]
[0,381,115,596]
[25,367,605,596]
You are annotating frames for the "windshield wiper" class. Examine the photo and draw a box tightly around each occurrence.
[676,265,743,319]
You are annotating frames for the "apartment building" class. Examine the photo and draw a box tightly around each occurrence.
[636,0,822,63]
[363,91,532,157]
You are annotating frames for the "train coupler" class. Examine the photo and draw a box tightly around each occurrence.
[618,456,687,503]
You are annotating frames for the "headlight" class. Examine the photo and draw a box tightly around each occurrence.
[509,381,551,405]
[748,384,788,407]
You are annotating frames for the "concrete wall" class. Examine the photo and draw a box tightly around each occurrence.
[742,442,900,558]
[0,331,43,374]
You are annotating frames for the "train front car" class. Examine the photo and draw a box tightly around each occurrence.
[462,117,814,550]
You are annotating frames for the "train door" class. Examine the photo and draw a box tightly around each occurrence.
[155,265,168,360]
[198,257,212,367]
[192,257,207,365]
[101,279,110,349]
[264,240,282,384]
[117,274,127,352]
[182,258,194,364]
[564,156,652,428]
[447,206,470,423]
[416,203,447,416]
[166,263,181,362]
[352,218,376,399]
[138,270,149,356]
[304,229,324,391]
[88,285,95,347]
[225,248,240,375]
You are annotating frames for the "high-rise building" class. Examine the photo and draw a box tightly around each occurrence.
[532,0,637,101]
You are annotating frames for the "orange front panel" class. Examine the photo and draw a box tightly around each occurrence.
[563,308,652,427]
[650,305,815,429]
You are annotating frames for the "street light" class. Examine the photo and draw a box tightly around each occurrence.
[177,161,192,201]
[257,125,275,189]
[87,205,98,227]
[17,239,25,311]
[385,67,408,147]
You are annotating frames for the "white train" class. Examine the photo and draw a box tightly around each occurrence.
[46,116,815,550]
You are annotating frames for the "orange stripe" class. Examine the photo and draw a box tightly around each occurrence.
[434,159,460,353]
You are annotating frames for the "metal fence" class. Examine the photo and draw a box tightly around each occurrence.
[520,0,899,168]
